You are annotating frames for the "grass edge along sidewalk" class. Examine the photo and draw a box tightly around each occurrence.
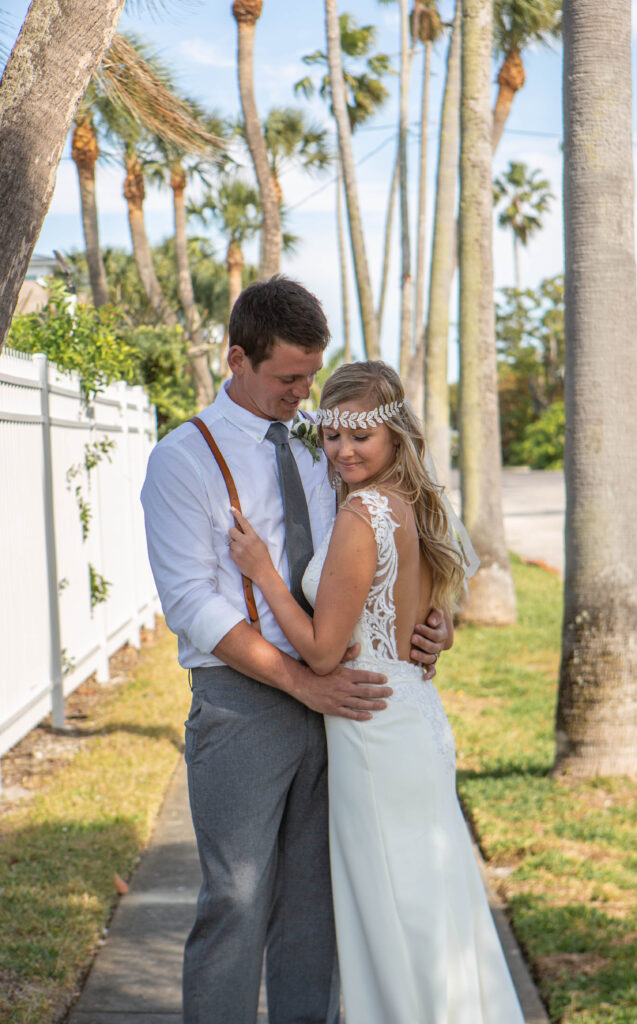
[0,621,190,1024]
[441,555,637,1024]
[1,560,636,1023]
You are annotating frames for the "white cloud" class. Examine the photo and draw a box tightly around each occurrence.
[178,38,235,69]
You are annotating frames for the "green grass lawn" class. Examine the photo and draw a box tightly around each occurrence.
[440,555,637,1023]
[0,622,190,1024]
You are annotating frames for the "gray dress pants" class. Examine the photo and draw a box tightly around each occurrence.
[182,666,341,1024]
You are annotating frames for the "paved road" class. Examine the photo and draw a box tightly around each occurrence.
[449,468,565,573]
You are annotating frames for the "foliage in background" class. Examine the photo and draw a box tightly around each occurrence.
[8,280,138,402]
[495,275,564,466]
[510,399,565,470]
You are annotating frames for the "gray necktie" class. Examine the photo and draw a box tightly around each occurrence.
[266,421,314,614]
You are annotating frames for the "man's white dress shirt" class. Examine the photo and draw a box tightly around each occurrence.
[141,383,336,668]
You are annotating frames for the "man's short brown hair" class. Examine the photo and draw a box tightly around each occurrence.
[228,276,330,367]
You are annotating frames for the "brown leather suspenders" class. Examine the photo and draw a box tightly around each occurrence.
[190,416,260,630]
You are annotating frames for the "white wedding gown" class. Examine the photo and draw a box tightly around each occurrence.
[302,489,524,1024]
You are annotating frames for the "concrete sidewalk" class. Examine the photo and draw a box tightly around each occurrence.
[69,756,548,1024]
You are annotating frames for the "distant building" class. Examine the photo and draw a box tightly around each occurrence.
[15,253,59,315]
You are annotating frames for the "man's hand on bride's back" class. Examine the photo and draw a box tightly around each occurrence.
[410,608,454,680]
[293,652,393,721]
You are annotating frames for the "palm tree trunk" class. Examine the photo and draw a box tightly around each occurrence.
[171,166,214,408]
[123,157,177,327]
[405,37,432,415]
[513,233,520,291]
[377,142,400,337]
[232,3,281,280]
[492,49,525,152]
[0,0,126,348]
[336,159,351,362]
[555,0,637,778]
[219,239,245,377]
[398,0,414,384]
[72,119,109,307]
[325,0,380,360]
[425,0,461,487]
[413,40,431,357]
[457,0,516,625]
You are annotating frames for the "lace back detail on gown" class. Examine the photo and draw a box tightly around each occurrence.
[344,489,400,662]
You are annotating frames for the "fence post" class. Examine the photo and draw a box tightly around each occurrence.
[34,354,65,728]
[120,382,141,648]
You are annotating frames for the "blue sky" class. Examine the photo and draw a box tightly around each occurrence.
[3,1,633,374]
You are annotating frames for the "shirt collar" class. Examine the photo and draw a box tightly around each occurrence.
[208,381,296,443]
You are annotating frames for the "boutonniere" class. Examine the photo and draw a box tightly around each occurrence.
[291,416,321,463]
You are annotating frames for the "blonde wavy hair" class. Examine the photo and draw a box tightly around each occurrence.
[319,361,464,611]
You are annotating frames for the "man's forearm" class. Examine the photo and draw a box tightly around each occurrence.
[213,620,311,699]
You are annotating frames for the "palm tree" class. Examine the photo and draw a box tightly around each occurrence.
[261,106,331,207]
[148,109,230,407]
[232,0,281,280]
[555,0,637,778]
[492,0,561,151]
[458,0,516,625]
[493,161,554,289]
[424,0,460,486]
[189,178,261,370]
[71,98,110,307]
[296,12,392,360]
[0,0,127,349]
[411,2,443,360]
[101,36,221,334]
[324,0,387,360]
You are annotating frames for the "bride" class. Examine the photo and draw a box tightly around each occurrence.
[228,360,524,1024]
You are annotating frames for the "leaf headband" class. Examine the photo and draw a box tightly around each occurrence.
[315,400,404,430]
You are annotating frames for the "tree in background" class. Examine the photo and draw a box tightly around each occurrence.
[496,275,564,465]
[297,11,392,360]
[147,107,230,407]
[190,178,262,370]
[232,0,281,279]
[0,0,127,349]
[325,0,382,359]
[555,0,637,778]
[408,1,444,406]
[493,161,554,289]
[423,0,460,486]
[492,0,561,151]
[458,0,516,625]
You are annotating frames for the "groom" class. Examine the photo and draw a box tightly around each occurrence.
[141,276,451,1024]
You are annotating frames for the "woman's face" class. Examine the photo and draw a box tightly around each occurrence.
[321,399,398,488]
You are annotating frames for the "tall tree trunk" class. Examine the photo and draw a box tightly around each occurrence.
[219,239,244,378]
[123,156,177,327]
[555,0,637,778]
[0,0,126,348]
[377,143,400,337]
[325,0,380,360]
[171,164,215,408]
[72,118,109,307]
[425,0,461,487]
[405,38,432,416]
[398,0,414,383]
[492,49,525,152]
[457,0,516,625]
[336,158,351,362]
[413,39,431,359]
[232,1,281,280]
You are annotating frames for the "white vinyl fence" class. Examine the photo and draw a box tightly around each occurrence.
[0,347,160,769]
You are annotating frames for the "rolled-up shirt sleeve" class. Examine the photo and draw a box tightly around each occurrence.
[141,441,244,655]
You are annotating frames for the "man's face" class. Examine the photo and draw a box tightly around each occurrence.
[227,339,324,421]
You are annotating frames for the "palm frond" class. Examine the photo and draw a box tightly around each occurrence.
[94,32,223,156]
